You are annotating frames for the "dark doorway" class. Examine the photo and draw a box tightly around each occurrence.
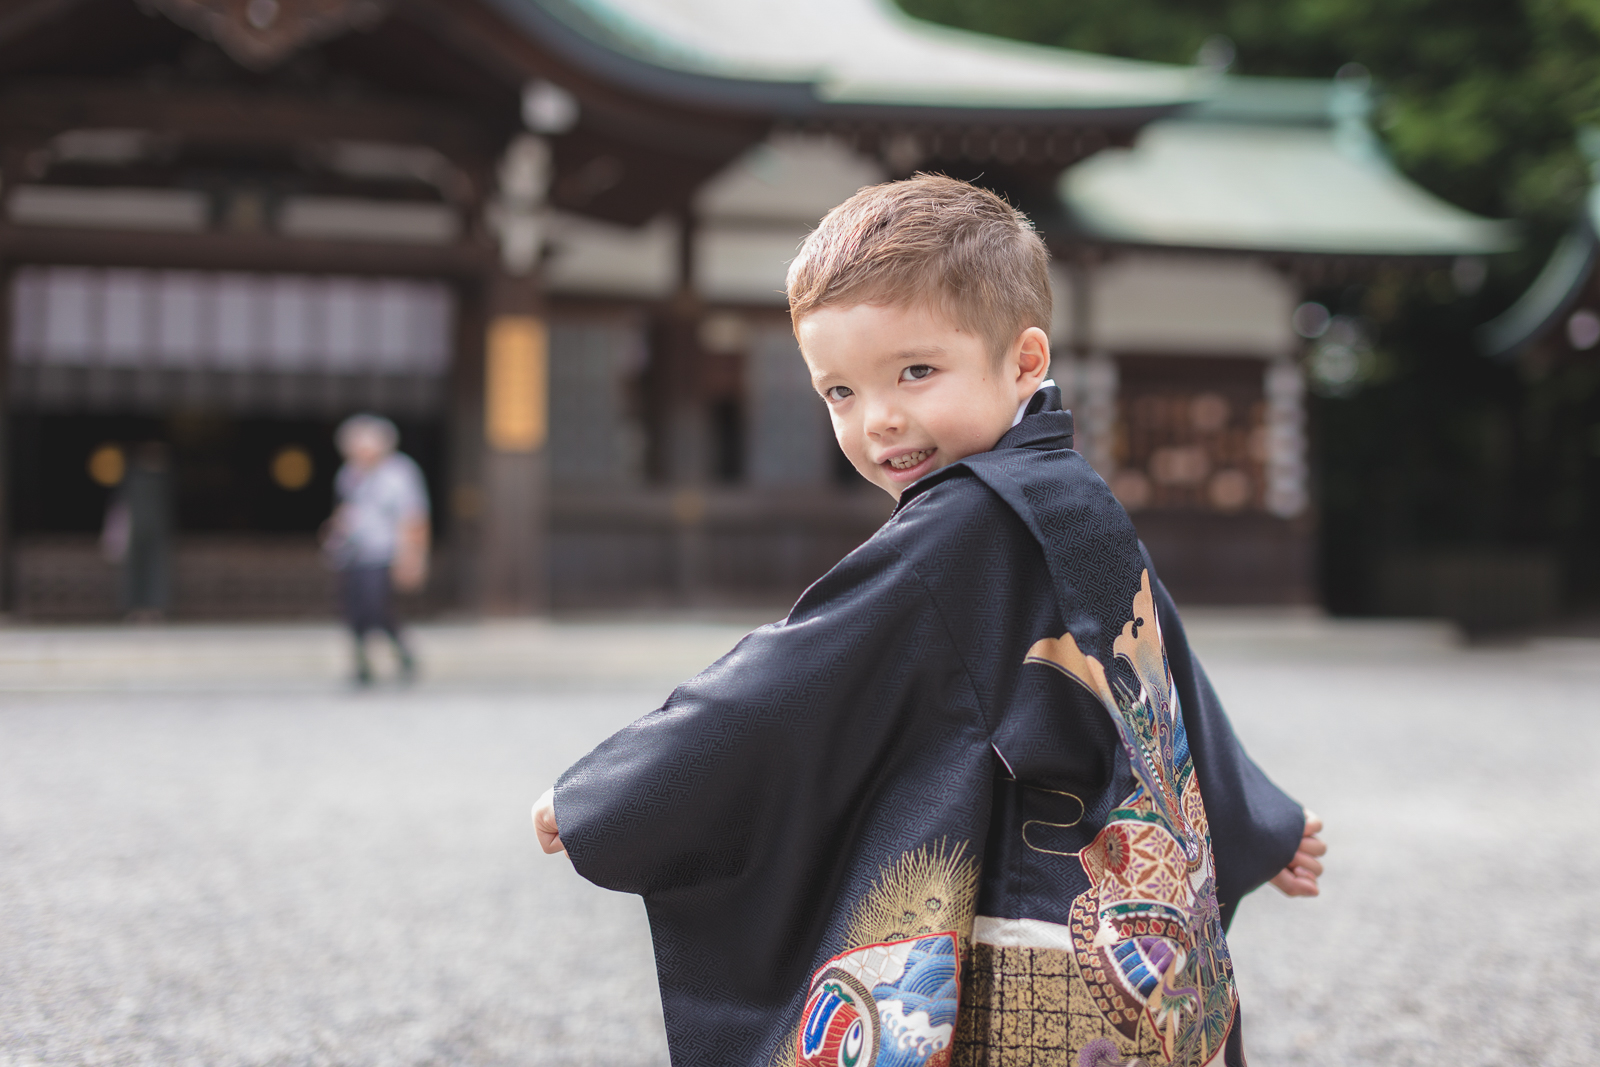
[9,412,443,536]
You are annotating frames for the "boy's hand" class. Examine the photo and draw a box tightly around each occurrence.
[1269,810,1325,898]
[533,787,565,854]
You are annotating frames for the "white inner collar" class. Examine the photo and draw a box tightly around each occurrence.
[1011,378,1057,428]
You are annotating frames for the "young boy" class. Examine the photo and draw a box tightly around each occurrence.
[533,176,1324,1067]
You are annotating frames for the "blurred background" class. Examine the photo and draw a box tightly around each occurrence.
[4,5,1600,1067]
[1,0,1593,632]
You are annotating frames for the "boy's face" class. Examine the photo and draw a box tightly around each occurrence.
[798,301,1050,500]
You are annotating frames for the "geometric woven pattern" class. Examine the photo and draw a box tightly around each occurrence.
[951,942,1169,1066]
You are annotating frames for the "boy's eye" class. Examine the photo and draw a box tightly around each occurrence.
[824,385,853,402]
[900,364,934,382]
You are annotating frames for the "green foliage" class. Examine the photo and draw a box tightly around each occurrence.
[900,0,1231,64]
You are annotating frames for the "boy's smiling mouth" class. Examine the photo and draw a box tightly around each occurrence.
[883,448,936,476]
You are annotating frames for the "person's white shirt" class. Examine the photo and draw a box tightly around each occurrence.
[333,453,429,567]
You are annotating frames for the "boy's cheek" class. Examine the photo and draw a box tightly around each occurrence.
[829,423,866,471]
[827,415,850,452]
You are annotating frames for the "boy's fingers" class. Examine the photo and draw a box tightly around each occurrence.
[1299,835,1328,858]
[1292,852,1323,878]
[1285,874,1319,897]
[532,788,565,854]
[1269,868,1318,897]
[1303,810,1323,836]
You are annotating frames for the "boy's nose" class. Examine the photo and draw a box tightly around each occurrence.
[862,397,904,437]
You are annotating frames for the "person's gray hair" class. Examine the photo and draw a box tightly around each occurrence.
[336,413,399,455]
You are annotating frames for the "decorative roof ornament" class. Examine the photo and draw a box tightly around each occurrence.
[143,0,390,70]
[490,134,552,275]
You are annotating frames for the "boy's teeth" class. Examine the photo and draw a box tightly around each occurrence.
[888,450,931,470]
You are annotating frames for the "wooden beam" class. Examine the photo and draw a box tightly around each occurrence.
[0,79,507,170]
[0,222,496,279]
[0,0,98,48]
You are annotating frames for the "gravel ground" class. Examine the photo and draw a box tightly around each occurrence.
[1212,633,1600,1067]
[1,618,1596,1066]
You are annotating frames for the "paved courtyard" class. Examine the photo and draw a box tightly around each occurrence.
[1,613,1596,1066]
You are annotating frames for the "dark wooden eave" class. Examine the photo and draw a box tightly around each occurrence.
[0,220,497,279]
[0,0,1190,230]
[0,78,503,168]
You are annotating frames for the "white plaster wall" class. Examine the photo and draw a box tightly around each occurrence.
[1047,261,1078,348]
[695,133,886,224]
[543,212,676,297]
[694,133,886,305]
[1090,251,1296,357]
[544,215,804,305]
[697,227,808,305]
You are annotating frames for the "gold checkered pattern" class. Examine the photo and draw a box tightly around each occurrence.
[951,943,1163,1066]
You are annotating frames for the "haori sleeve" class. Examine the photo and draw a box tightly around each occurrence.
[553,531,984,900]
[549,515,997,1055]
[1143,547,1305,928]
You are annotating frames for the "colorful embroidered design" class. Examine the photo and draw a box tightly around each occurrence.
[790,842,979,1067]
[844,840,979,950]
[798,934,961,1067]
[1019,570,1236,1065]
[800,972,875,1067]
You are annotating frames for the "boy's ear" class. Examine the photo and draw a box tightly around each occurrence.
[1015,327,1051,388]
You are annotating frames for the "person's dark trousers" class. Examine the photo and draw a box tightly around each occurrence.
[340,563,413,684]
[122,533,169,616]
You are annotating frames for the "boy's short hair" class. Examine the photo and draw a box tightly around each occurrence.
[785,174,1052,359]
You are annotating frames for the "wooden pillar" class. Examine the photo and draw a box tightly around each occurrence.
[652,211,709,601]
[0,261,11,614]
[445,277,487,612]
[475,270,549,614]
[657,211,708,484]
[454,134,553,616]
[1066,254,1118,476]
[0,145,29,614]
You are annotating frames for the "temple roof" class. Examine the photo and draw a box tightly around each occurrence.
[1061,76,1517,257]
[490,0,1202,118]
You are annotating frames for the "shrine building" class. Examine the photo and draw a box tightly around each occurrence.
[0,0,1510,617]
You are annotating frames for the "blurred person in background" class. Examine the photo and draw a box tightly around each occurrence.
[101,442,172,622]
[322,414,429,686]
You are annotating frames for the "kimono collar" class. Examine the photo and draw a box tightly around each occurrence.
[997,381,1074,452]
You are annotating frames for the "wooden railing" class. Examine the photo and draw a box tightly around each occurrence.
[7,487,893,619]
[549,486,892,609]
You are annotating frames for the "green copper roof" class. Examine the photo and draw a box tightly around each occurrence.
[1062,77,1517,256]
[524,0,1202,111]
